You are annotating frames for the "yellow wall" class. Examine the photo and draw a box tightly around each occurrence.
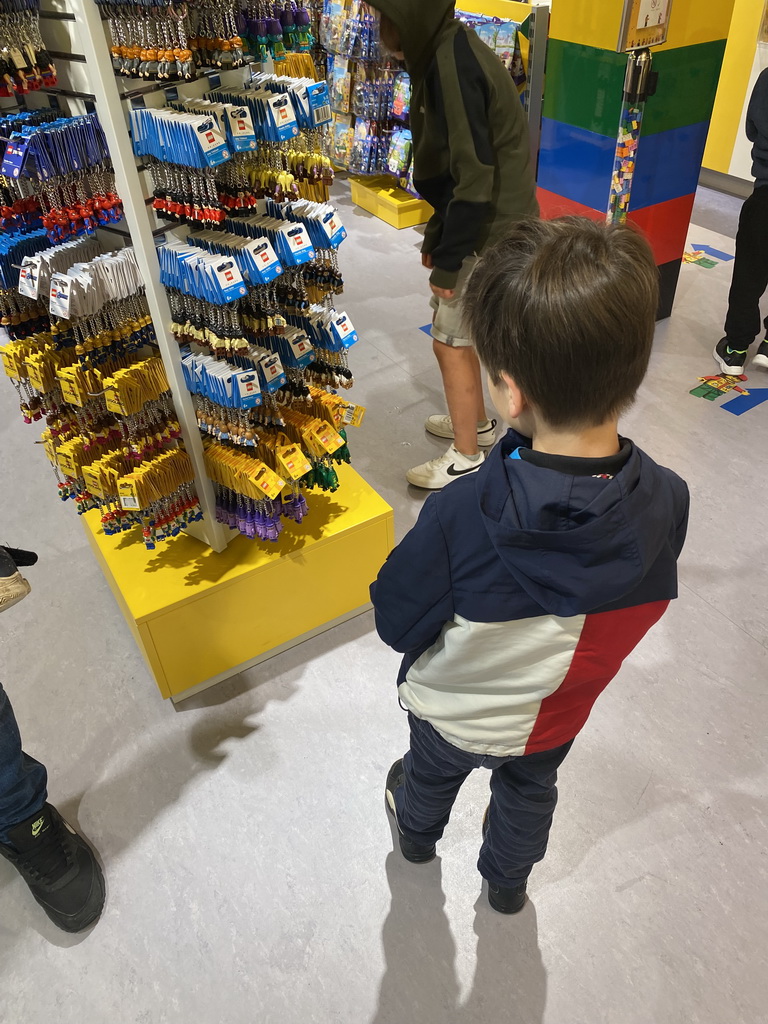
[703,0,765,172]
[550,0,735,50]
[459,0,533,20]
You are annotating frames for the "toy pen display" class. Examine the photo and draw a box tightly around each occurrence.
[608,50,656,225]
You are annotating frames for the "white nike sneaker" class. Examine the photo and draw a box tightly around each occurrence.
[425,414,498,447]
[406,445,485,490]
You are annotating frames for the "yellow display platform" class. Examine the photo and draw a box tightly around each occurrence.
[349,176,434,229]
[83,465,394,703]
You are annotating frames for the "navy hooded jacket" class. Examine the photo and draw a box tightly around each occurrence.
[370,429,689,757]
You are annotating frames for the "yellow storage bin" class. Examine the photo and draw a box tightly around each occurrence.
[349,176,434,230]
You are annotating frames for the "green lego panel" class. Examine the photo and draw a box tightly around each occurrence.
[643,40,728,136]
[543,40,626,138]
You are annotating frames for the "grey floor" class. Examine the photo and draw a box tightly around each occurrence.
[1,183,767,1023]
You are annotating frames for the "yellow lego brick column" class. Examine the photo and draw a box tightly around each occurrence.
[83,465,394,703]
[703,0,765,178]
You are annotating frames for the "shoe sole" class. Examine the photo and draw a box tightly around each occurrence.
[0,573,30,613]
[425,424,498,447]
[713,346,745,377]
[406,463,484,490]
[752,354,768,370]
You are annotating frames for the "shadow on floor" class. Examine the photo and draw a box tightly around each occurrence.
[371,852,547,1024]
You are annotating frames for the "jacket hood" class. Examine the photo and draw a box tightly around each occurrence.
[478,431,679,617]
[369,0,456,74]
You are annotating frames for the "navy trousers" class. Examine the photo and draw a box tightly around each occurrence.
[724,185,768,348]
[0,682,48,844]
[395,713,573,888]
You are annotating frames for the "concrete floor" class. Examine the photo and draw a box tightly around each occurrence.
[1,183,767,1024]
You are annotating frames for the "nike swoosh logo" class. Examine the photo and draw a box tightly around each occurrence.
[31,817,47,838]
[446,464,480,477]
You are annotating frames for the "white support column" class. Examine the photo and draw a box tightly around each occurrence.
[68,0,231,552]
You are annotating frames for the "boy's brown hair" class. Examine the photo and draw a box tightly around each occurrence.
[463,217,659,428]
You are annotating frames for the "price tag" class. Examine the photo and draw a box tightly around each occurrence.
[259,353,287,394]
[49,275,72,319]
[18,256,41,300]
[118,479,142,510]
[226,107,258,152]
[195,120,230,167]
[1,139,29,179]
[330,312,358,349]
[276,444,312,482]
[311,422,345,455]
[105,389,126,416]
[250,463,286,501]
[268,94,299,141]
[1,346,24,379]
[340,402,366,428]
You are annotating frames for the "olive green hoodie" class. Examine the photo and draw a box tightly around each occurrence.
[369,0,539,290]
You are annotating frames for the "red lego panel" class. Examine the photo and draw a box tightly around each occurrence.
[627,193,696,266]
[537,187,605,222]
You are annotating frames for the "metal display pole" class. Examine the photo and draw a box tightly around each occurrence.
[65,0,231,552]
[526,1,551,169]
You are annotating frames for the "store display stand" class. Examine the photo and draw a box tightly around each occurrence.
[19,0,395,703]
[83,464,393,703]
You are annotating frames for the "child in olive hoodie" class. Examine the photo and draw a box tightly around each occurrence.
[370,0,539,489]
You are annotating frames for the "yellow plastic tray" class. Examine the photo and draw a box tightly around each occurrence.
[350,176,434,230]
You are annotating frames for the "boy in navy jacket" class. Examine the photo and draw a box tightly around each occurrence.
[371,217,690,915]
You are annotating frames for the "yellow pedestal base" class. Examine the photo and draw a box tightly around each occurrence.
[83,465,394,702]
[349,176,434,229]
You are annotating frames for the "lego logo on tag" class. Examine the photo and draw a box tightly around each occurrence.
[205,132,215,144]
[334,317,351,336]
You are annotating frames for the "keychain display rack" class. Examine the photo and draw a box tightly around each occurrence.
[0,0,393,702]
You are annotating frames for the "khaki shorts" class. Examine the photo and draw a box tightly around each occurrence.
[429,255,478,348]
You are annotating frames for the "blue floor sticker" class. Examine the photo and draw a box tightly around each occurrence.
[722,388,768,415]
[691,243,735,263]
[419,324,432,336]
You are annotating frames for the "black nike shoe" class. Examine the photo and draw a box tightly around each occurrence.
[0,803,105,932]
[0,546,35,613]
[481,805,527,915]
[385,759,436,863]
[752,340,768,370]
[714,338,748,376]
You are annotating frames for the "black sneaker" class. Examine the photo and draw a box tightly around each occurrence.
[0,803,105,932]
[753,341,768,370]
[714,338,748,376]
[0,546,35,613]
[385,759,436,864]
[481,805,527,915]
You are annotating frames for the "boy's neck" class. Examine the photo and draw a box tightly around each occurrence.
[530,419,621,460]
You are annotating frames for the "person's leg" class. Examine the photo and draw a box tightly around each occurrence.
[478,741,574,888]
[723,188,768,349]
[0,681,48,844]
[432,340,483,456]
[394,714,480,847]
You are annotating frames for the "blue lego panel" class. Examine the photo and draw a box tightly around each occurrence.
[537,118,615,213]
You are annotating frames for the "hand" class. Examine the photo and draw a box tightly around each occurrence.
[430,283,455,301]
[421,252,434,269]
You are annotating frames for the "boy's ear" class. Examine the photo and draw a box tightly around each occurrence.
[500,372,528,421]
